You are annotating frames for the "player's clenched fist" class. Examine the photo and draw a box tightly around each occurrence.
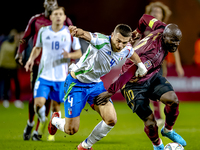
[69,25,84,37]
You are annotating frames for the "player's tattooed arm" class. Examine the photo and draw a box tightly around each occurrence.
[69,26,91,42]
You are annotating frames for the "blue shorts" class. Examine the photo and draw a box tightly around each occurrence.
[34,77,65,103]
[64,74,109,118]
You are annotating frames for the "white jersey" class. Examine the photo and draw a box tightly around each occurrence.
[69,32,134,83]
[36,25,81,82]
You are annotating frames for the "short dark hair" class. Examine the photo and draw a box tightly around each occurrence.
[114,24,132,37]
[50,6,66,15]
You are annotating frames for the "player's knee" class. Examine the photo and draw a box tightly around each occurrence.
[167,92,179,106]
[34,101,44,108]
[64,126,79,135]
[104,117,117,126]
[144,117,156,127]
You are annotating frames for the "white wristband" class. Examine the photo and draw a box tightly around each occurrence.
[137,62,144,67]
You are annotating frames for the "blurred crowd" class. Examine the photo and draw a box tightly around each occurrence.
[0,29,24,108]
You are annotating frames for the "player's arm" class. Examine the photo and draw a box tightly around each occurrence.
[136,14,166,34]
[24,27,43,72]
[69,26,91,42]
[62,49,82,59]
[94,64,138,105]
[15,16,36,65]
[129,52,147,77]
[173,50,184,77]
[62,37,82,59]
[125,44,147,78]
[24,46,41,72]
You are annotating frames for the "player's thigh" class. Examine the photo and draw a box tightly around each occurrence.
[64,90,86,118]
[34,78,50,100]
[51,100,60,112]
[50,81,65,103]
[121,82,152,120]
[149,74,175,103]
[87,81,108,110]
[160,91,178,105]
[34,97,46,107]
[94,101,117,125]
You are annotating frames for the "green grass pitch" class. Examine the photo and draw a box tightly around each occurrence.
[0,101,200,150]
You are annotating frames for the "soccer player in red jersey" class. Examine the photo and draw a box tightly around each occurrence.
[15,0,73,141]
[144,2,184,127]
[95,14,186,150]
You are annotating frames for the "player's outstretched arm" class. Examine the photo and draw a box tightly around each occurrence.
[69,26,91,42]
[95,64,138,105]
[24,47,41,72]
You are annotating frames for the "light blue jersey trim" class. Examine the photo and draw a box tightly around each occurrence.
[50,25,66,32]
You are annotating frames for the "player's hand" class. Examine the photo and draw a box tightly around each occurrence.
[132,30,140,40]
[24,59,34,72]
[61,48,71,58]
[69,26,78,37]
[135,62,147,77]
[69,25,84,37]
[94,91,113,105]
[130,30,140,46]
[15,52,23,66]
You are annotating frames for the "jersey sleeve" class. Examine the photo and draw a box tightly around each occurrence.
[89,32,110,50]
[72,37,81,50]
[108,64,137,94]
[35,27,43,48]
[136,14,166,34]
[124,43,134,58]
[139,55,154,71]
[17,15,37,53]
[65,17,73,26]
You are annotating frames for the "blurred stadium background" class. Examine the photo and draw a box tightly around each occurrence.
[0,0,200,102]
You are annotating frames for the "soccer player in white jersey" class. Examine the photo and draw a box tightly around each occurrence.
[48,24,147,149]
[24,7,82,141]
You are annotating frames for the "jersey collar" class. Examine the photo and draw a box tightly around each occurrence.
[50,25,65,32]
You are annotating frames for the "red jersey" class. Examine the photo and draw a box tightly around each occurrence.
[108,14,168,94]
[18,13,73,65]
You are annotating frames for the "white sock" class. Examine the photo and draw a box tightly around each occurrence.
[34,105,46,123]
[52,117,65,132]
[27,120,34,127]
[82,120,114,149]
[164,127,173,133]
[58,111,61,118]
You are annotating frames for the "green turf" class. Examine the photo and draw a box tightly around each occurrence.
[0,101,200,150]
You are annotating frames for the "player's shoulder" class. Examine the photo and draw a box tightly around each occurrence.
[92,32,109,40]
[28,13,45,23]
[39,25,51,32]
